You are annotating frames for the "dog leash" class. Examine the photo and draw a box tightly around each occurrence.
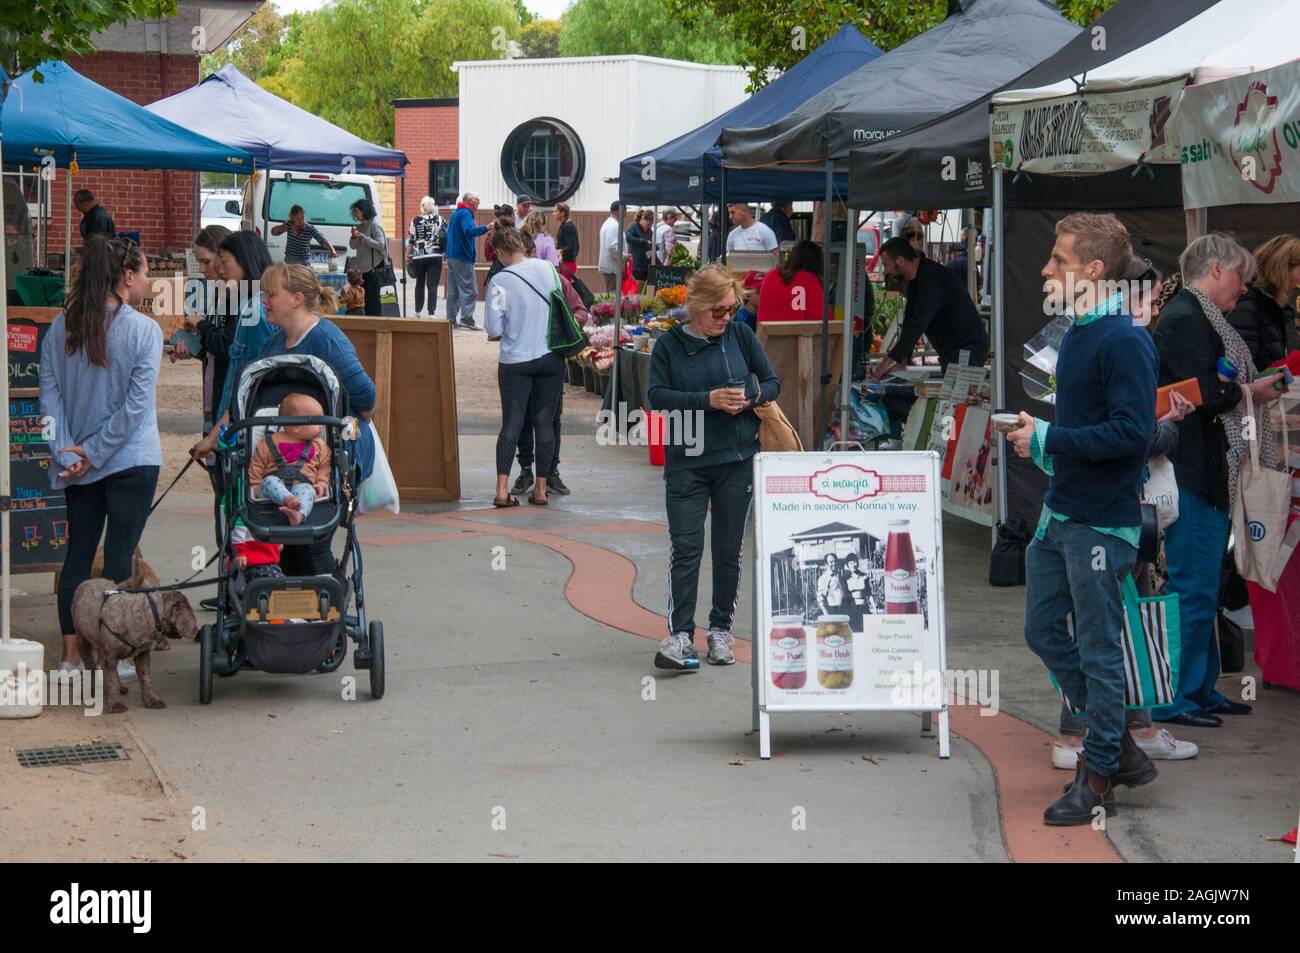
[147,456,197,516]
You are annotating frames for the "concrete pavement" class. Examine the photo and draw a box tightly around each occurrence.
[4,333,1297,862]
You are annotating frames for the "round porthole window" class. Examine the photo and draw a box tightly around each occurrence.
[500,117,585,205]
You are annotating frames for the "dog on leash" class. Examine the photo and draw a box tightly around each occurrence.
[87,547,181,648]
[71,578,199,713]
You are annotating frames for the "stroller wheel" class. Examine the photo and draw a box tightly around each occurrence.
[368,621,385,699]
[316,631,348,673]
[199,625,215,705]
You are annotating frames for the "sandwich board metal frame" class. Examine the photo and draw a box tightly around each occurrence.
[750,450,950,759]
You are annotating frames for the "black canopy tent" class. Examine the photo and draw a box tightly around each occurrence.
[844,0,1223,531]
[716,0,1080,451]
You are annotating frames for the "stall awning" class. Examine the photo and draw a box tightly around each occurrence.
[147,66,407,176]
[720,0,1080,170]
[845,0,1222,210]
[989,0,1300,175]
[0,61,253,173]
[619,25,882,205]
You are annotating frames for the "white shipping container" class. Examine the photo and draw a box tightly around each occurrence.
[454,55,749,212]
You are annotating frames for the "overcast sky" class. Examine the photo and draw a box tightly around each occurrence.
[271,0,570,18]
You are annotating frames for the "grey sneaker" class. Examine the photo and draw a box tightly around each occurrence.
[117,659,137,683]
[654,633,700,671]
[510,468,534,496]
[706,629,736,665]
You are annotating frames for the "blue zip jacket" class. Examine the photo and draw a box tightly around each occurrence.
[648,321,780,473]
[446,204,488,263]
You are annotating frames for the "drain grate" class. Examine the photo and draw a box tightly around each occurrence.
[16,742,130,768]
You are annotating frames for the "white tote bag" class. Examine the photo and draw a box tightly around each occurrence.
[1142,455,1179,528]
[357,422,400,514]
[1233,389,1290,590]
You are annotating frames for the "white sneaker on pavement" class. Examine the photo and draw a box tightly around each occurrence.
[1051,742,1082,770]
[1133,728,1198,760]
[117,659,137,683]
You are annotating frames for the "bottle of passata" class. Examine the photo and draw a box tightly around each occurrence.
[769,616,807,690]
[884,519,919,614]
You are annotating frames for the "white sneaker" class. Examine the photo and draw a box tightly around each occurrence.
[116,659,137,683]
[57,660,85,678]
[1133,728,1198,760]
[1051,742,1082,770]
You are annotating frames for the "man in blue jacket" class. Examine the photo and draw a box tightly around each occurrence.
[446,191,488,330]
[1007,213,1159,826]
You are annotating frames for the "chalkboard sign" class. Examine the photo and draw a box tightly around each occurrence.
[2,398,68,571]
[646,265,693,292]
[7,319,46,390]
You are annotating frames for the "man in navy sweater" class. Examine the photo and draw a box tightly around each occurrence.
[1007,213,1159,826]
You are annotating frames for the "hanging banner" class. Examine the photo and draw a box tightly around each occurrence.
[751,451,949,759]
[990,81,1185,175]
[1175,61,1300,210]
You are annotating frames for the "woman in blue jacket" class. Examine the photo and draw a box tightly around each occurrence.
[647,264,780,669]
[254,263,378,577]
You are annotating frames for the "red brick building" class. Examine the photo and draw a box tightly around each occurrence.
[392,98,460,209]
[38,2,259,256]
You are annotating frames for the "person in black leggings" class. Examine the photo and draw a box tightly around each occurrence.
[39,237,163,670]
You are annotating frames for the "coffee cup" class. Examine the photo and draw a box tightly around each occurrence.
[991,412,1022,434]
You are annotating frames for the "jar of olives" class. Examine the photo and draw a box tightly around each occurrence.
[816,615,853,689]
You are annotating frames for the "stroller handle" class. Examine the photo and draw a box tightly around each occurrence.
[224,415,349,436]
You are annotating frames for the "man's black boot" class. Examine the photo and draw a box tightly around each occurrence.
[510,468,534,496]
[1045,761,1115,826]
[1112,729,1158,788]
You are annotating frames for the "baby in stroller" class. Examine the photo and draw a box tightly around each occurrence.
[247,393,332,526]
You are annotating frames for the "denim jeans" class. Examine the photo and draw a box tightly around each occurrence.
[262,475,316,519]
[1153,487,1229,718]
[664,459,753,636]
[1025,518,1135,776]
[58,465,160,634]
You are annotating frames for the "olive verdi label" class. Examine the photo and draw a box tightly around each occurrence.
[818,633,853,672]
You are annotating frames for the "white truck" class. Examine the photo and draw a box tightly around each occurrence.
[241,170,382,269]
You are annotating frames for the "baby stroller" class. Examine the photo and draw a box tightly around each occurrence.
[197,354,385,702]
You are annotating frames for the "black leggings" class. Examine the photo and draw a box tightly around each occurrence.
[410,256,442,314]
[58,465,160,634]
[497,354,564,477]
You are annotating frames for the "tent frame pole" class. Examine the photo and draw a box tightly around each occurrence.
[398,177,406,318]
[64,170,72,288]
[816,161,834,446]
[612,200,625,433]
[719,166,728,264]
[839,206,856,448]
[1,137,10,644]
[992,170,1007,534]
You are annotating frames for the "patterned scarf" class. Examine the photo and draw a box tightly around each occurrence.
[1188,285,1280,505]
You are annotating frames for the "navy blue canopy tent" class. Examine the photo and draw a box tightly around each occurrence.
[618,25,882,205]
[147,66,407,176]
[0,61,253,173]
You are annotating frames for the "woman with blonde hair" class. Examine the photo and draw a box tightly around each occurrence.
[1227,234,1300,368]
[647,264,780,669]
[523,209,558,266]
[254,263,378,576]
[407,195,447,318]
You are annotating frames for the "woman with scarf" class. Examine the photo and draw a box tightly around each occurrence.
[1151,234,1287,728]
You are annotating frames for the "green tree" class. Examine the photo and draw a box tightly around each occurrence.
[201,2,291,80]
[560,0,742,64]
[669,0,1121,90]
[264,0,518,145]
[520,18,562,58]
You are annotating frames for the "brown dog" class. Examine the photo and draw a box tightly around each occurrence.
[75,547,179,648]
[71,577,199,713]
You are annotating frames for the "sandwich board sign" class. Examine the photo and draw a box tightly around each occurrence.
[750,451,949,759]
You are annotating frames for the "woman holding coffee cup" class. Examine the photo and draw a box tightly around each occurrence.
[648,264,780,670]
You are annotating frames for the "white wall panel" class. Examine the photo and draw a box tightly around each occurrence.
[456,56,748,212]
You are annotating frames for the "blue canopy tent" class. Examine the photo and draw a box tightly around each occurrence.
[618,25,882,206]
[146,66,407,176]
[1,60,254,173]
[148,66,411,313]
[0,62,254,644]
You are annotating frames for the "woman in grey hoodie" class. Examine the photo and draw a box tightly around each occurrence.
[349,198,388,315]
